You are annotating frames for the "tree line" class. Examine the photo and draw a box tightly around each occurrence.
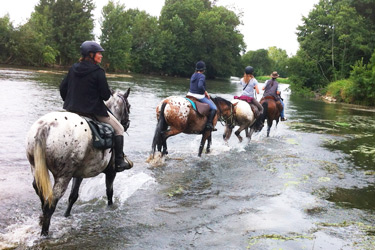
[0,0,374,105]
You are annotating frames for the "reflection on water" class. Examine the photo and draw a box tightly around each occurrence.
[328,186,375,210]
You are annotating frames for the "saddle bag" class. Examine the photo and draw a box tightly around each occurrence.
[83,117,114,149]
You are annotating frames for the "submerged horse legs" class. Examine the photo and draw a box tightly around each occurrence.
[64,177,83,217]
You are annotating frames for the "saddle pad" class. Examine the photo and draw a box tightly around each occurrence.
[234,95,253,103]
[185,97,197,111]
[82,117,114,149]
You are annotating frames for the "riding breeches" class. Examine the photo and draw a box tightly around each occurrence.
[199,97,217,111]
[95,112,124,136]
[251,98,263,115]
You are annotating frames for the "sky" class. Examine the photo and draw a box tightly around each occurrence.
[1,0,319,56]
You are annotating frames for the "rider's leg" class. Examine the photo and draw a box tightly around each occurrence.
[251,98,263,115]
[199,97,217,130]
[280,99,287,121]
[96,113,132,172]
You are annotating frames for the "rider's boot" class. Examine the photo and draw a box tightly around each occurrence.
[206,109,217,131]
[114,135,132,172]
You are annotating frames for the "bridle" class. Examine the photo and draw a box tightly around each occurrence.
[215,98,236,129]
[117,94,131,132]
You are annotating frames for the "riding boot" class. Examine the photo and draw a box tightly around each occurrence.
[206,109,217,131]
[114,135,132,172]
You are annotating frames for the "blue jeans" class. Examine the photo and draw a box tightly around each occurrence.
[199,97,217,110]
[280,99,285,118]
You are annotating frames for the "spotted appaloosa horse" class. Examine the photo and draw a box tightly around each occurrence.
[150,96,234,158]
[222,99,261,143]
[26,88,132,236]
[260,96,282,137]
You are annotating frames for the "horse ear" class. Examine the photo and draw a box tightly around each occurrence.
[124,88,131,98]
[233,102,238,106]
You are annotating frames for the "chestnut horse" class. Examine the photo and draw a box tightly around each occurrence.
[26,89,132,236]
[260,96,282,137]
[150,96,234,157]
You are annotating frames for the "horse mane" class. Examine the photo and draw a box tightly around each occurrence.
[211,96,233,107]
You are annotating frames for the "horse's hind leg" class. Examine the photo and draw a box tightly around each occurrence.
[64,177,83,217]
[41,177,71,236]
[33,178,45,209]
[206,134,212,153]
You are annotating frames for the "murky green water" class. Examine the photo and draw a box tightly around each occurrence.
[0,66,374,249]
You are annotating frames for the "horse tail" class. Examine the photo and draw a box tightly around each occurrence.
[34,126,53,207]
[151,102,168,155]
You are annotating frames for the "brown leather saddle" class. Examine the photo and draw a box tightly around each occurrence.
[185,96,210,116]
[261,96,283,113]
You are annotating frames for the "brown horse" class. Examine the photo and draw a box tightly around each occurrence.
[260,96,282,137]
[150,96,234,157]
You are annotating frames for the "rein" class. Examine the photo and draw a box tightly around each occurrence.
[215,98,236,129]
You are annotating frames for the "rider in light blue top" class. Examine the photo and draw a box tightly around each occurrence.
[187,61,217,131]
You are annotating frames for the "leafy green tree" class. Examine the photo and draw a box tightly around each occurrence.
[349,49,375,105]
[295,0,374,89]
[0,15,13,63]
[50,0,95,65]
[241,49,272,76]
[159,0,244,78]
[268,46,289,78]
[126,9,165,73]
[100,1,132,72]
[160,0,208,76]
[193,6,245,78]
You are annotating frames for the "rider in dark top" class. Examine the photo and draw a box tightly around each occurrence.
[60,41,131,172]
[187,61,217,131]
[262,71,287,121]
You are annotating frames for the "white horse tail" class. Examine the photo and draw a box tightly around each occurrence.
[34,126,53,207]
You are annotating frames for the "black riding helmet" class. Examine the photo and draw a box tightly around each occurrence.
[245,66,254,75]
[80,41,104,57]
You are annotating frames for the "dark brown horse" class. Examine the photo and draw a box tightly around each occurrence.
[150,96,234,158]
[260,96,282,137]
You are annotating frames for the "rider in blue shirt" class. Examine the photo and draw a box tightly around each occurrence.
[187,61,217,130]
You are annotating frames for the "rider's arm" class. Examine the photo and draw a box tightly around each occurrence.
[262,80,268,90]
[97,69,112,101]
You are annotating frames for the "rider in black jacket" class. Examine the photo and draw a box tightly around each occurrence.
[60,41,131,172]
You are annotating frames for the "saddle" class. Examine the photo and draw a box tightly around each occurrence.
[261,96,283,113]
[185,96,210,116]
[82,116,114,150]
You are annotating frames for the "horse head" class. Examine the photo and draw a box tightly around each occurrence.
[106,88,131,132]
[211,96,236,128]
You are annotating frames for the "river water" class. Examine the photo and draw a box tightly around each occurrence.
[0,66,374,249]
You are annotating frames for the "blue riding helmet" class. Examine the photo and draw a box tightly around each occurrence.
[195,61,206,71]
[80,41,104,56]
